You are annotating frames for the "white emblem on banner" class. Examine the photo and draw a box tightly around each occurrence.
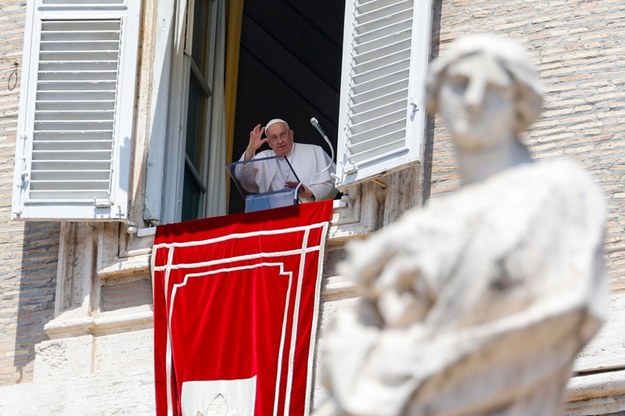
[181,376,257,416]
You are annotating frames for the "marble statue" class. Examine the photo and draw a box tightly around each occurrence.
[315,34,607,416]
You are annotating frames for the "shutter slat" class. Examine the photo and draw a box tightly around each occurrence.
[32,131,112,140]
[349,140,406,165]
[354,18,412,47]
[37,81,117,91]
[351,77,408,104]
[350,97,407,125]
[31,180,110,191]
[354,38,411,64]
[42,31,120,41]
[352,88,407,113]
[355,0,410,15]
[39,71,118,81]
[351,57,410,85]
[41,41,121,51]
[35,111,114,121]
[34,141,113,151]
[37,91,116,100]
[36,101,115,111]
[31,170,110,181]
[42,20,121,31]
[32,161,111,171]
[349,110,405,138]
[32,150,112,161]
[353,27,411,55]
[34,121,114,130]
[42,0,124,5]
[29,190,110,200]
[355,16,412,43]
[40,51,120,61]
[39,61,118,71]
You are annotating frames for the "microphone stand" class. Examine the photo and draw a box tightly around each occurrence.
[293,117,336,204]
[283,156,302,203]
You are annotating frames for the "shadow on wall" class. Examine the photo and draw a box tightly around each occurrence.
[14,222,59,383]
[422,0,442,204]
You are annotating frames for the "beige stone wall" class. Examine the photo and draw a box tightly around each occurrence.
[0,1,59,386]
[429,0,625,287]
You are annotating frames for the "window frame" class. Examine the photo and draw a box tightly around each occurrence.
[156,0,226,224]
[146,0,432,230]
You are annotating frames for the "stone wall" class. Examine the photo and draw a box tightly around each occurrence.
[429,0,625,287]
[0,1,59,386]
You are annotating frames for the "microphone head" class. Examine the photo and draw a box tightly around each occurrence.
[310,117,319,127]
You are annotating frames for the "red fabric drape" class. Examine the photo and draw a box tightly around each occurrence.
[153,201,333,416]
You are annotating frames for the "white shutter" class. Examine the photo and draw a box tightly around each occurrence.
[12,0,141,221]
[335,0,432,189]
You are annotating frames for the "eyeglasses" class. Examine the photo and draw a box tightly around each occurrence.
[268,131,289,143]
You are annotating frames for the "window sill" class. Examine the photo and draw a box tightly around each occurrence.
[98,185,379,281]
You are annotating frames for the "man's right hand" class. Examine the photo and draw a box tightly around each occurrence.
[244,124,267,160]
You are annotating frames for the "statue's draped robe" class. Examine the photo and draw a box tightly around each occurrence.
[318,160,606,416]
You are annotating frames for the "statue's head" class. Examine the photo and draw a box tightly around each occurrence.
[426,34,544,150]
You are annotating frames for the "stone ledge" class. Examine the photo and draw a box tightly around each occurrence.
[97,252,151,281]
[44,306,153,339]
[321,274,357,302]
[565,369,625,415]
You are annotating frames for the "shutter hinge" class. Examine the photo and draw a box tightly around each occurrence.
[331,173,340,188]
[17,165,28,189]
[343,161,357,175]
[409,99,419,120]
[17,134,28,188]
[93,197,113,208]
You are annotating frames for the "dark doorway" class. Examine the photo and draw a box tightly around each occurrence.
[229,0,345,213]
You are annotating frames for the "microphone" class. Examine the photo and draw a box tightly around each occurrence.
[309,117,335,161]
[292,117,336,199]
[310,117,328,141]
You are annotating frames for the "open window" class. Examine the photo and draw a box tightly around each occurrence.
[225,0,433,222]
[227,0,346,214]
[11,0,141,221]
[147,0,348,223]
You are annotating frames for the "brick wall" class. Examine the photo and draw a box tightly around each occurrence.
[0,1,59,386]
[429,0,625,287]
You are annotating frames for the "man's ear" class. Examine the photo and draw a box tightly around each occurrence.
[289,129,295,140]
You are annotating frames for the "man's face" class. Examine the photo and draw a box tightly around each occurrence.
[265,123,294,156]
[438,54,517,151]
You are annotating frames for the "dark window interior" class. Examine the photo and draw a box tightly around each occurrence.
[229,0,345,213]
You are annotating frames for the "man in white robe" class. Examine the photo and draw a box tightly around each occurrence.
[236,118,338,202]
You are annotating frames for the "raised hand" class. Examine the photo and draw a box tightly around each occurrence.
[244,124,267,160]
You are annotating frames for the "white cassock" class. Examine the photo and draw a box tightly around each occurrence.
[236,142,338,202]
